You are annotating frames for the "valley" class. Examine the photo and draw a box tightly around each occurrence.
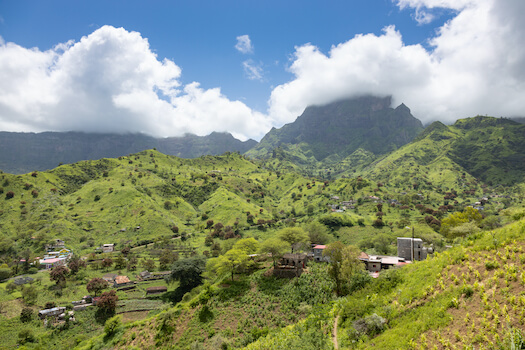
[0,97,525,349]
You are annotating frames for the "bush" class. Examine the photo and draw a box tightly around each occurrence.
[0,267,11,280]
[352,313,386,338]
[461,285,474,298]
[104,315,122,337]
[485,260,500,270]
[5,191,14,199]
[18,328,35,344]
[20,307,33,323]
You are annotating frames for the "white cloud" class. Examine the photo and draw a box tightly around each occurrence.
[235,35,253,54]
[268,0,525,127]
[1,1,525,142]
[242,59,263,81]
[0,26,270,140]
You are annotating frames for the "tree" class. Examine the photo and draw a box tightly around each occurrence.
[441,207,483,238]
[68,256,86,275]
[121,246,131,256]
[159,249,179,270]
[232,237,260,254]
[127,256,138,271]
[142,259,156,271]
[166,256,206,291]
[277,227,310,253]
[323,241,363,296]
[97,290,118,315]
[114,255,126,270]
[101,258,113,270]
[258,238,290,267]
[50,265,69,287]
[211,248,249,281]
[87,277,108,296]
[21,285,37,305]
[305,221,331,245]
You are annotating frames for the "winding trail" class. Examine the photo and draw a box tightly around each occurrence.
[333,314,340,349]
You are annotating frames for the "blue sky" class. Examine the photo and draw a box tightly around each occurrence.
[0,0,524,140]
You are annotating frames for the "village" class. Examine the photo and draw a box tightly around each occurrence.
[23,231,433,327]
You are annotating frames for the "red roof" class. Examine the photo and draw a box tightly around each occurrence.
[313,245,326,249]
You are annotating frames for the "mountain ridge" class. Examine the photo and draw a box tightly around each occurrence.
[0,131,257,174]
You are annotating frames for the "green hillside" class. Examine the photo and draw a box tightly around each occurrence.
[1,113,525,350]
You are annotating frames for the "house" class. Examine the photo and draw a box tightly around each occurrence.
[312,245,329,262]
[361,254,409,275]
[146,286,168,295]
[273,253,308,278]
[366,256,382,273]
[102,273,118,283]
[38,306,66,319]
[397,237,428,261]
[138,271,170,281]
[101,244,115,253]
[138,270,151,280]
[114,275,133,288]
[39,257,67,269]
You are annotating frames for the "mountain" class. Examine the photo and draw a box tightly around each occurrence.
[0,131,257,174]
[361,116,525,187]
[247,96,424,175]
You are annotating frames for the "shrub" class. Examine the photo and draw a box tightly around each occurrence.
[461,285,474,298]
[104,315,122,337]
[5,191,14,199]
[352,313,386,338]
[485,260,500,270]
[18,329,35,344]
[0,267,11,280]
[20,307,33,323]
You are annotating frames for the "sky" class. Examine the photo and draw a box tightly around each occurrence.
[0,0,524,141]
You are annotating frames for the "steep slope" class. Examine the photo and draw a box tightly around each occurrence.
[247,96,424,170]
[361,116,525,187]
[0,131,257,174]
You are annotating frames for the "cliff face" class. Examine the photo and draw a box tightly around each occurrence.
[250,95,424,161]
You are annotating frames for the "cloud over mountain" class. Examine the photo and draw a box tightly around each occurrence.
[0,0,524,140]
[268,0,525,127]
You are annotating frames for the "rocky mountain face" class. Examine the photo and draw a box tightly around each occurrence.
[247,95,424,162]
[0,131,256,174]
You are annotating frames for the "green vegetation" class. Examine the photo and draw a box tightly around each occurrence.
[1,112,525,349]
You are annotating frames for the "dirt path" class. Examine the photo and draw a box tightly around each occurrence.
[333,314,339,349]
